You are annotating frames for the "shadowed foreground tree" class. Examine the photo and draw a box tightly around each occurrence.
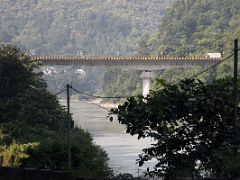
[111,78,240,179]
[0,45,110,178]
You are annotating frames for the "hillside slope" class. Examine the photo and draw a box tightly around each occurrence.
[0,0,175,56]
[141,0,240,56]
[135,0,240,86]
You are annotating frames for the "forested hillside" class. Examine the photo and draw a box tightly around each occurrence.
[133,0,240,87]
[103,0,240,98]
[141,0,240,57]
[3,0,240,98]
[0,0,175,56]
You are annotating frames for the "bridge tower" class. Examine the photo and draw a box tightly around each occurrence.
[141,71,154,96]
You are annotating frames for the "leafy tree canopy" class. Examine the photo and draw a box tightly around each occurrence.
[0,45,110,177]
[0,0,175,56]
[140,0,240,57]
[111,78,240,179]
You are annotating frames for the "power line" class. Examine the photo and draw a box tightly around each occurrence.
[53,54,235,103]
[190,53,234,79]
[29,86,67,110]
[51,85,123,112]
[54,86,67,96]
[78,95,112,111]
[71,86,138,99]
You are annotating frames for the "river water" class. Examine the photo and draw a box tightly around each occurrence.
[66,100,155,176]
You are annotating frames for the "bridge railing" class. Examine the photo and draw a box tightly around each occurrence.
[31,56,221,61]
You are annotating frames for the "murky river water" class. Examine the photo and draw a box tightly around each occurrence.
[64,100,154,176]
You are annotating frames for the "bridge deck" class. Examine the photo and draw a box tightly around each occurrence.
[32,56,221,70]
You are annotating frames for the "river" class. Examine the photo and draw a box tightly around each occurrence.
[66,100,155,176]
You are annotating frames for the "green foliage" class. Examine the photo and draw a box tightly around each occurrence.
[140,0,240,56]
[101,0,240,99]
[20,128,110,177]
[0,129,39,168]
[0,141,39,167]
[0,45,41,99]
[0,45,66,134]
[100,68,142,102]
[0,0,177,101]
[0,45,110,178]
[111,78,240,179]
[134,0,240,88]
[0,0,175,56]
[0,0,178,103]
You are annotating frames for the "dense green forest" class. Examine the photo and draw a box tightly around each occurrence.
[0,45,110,178]
[1,0,240,177]
[135,0,240,87]
[103,0,240,98]
[141,0,240,56]
[2,0,240,99]
[0,0,176,97]
[0,0,175,56]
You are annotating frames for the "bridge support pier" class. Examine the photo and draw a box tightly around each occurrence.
[207,67,215,84]
[141,71,154,96]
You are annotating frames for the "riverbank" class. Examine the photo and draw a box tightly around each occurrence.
[91,99,119,109]
[60,97,119,109]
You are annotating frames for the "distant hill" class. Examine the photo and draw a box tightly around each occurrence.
[0,0,176,56]
[140,0,240,57]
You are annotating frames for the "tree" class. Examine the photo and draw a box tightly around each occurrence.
[0,45,110,178]
[0,130,39,168]
[111,78,240,179]
[0,0,176,56]
[140,0,240,57]
[0,142,39,167]
[0,44,41,100]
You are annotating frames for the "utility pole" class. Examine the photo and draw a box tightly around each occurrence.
[233,39,238,155]
[67,84,71,169]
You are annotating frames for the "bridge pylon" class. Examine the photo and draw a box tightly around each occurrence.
[141,71,154,96]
